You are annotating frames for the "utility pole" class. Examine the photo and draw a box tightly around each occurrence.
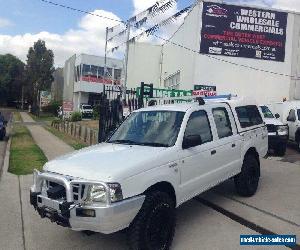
[104,27,108,84]
[123,21,131,99]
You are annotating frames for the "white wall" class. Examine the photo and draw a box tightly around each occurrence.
[161,2,296,104]
[127,43,162,88]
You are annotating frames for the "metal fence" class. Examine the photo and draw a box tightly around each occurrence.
[98,83,154,143]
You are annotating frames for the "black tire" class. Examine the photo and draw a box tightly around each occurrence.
[127,191,176,250]
[234,154,260,197]
[296,140,300,153]
[274,143,287,156]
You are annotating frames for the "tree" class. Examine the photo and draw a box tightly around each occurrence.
[25,40,54,113]
[0,54,25,106]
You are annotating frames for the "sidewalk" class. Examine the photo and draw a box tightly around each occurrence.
[0,112,74,250]
[20,112,74,160]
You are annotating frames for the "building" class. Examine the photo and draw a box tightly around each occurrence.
[51,68,64,102]
[127,0,300,104]
[63,54,123,112]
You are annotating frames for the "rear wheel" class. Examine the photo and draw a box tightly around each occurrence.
[127,191,176,250]
[234,154,260,197]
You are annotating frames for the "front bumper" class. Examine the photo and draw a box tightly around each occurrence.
[30,171,145,234]
[268,134,288,149]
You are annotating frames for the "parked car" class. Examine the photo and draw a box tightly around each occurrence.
[259,105,288,156]
[30,97,268,250]
[269,101,300,151]
[0,120,7,140]
[79,104,93,119]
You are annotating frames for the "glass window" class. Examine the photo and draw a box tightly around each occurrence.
[235,105,263,128]
[91,65,98,78]
[108,111,185,147]
[82,64,91,77]
[114,69,122,80]
[185,110,212,144]
[213,107,233,139]
[105,67,113,78]
[287,109,296,122]
[260,106,274,119]
[97,67,104,78]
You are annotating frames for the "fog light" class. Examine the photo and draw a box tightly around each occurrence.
[76,208,96,217]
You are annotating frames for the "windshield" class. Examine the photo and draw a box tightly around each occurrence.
[108,111,185,147]
[260,106,274,119]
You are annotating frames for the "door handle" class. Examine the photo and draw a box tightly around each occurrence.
[232,144,236,148]
[211,150,216,155]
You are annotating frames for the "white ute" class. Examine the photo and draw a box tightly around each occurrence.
[30,96,268,250]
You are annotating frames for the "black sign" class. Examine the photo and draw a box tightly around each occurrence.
[194,84,216,91]
[200,2,288,61]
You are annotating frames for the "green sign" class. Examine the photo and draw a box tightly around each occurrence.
[136,87,192,98]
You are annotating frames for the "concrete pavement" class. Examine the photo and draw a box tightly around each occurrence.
[0,110,24,250]
[19,112,73,160]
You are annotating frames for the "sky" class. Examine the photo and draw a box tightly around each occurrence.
[0,0,300,66]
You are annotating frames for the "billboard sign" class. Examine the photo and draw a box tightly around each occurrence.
[200,2,288,61]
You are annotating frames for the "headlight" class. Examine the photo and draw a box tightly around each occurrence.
[85,183,123,204]
[277,125,288,135]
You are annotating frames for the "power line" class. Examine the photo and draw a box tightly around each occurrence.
[37,0,299,79]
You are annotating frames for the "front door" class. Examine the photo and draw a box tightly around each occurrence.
[178,109,217,203]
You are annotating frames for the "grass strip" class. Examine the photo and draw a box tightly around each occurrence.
[44,125,88,150]
[9,115,47,175]
[29,113,88,150]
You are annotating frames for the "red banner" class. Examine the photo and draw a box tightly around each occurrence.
[80,76,120,85]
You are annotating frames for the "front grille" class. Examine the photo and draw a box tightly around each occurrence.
[72,184,86,202]
[46,181,66,200]
[267,124,277,133]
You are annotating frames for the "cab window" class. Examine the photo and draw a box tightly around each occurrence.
[184,110,212,145]
[235,105,263,128]
[213,107,233,139]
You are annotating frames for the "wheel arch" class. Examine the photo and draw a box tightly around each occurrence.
[144,181,176,207]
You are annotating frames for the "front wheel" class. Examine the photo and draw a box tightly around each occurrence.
[234,154,260,197]
[127,191,176,250]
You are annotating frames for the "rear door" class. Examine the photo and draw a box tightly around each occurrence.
[211,105,242,177]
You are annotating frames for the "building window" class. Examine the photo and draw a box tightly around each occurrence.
[114,69,122,80]
[164,71,180,89]
[82,64,91,77]
[97,67,104,78]
[91,65,98,78]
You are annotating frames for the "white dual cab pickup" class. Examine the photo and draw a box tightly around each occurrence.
[30,97,268,250]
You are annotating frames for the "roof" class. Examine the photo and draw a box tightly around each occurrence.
[135,96,258,112]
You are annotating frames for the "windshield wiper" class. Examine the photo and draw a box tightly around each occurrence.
[137,142,169,147]
[108,139,138,145]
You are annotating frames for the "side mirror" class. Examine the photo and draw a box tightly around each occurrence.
[275,113,280,119]
[182,135,202,149]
